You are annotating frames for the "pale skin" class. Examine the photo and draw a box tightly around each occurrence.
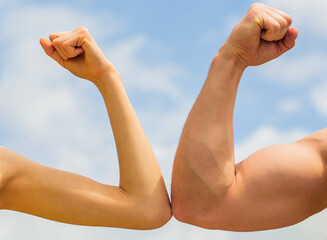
[0,26,172,229]
[172,3,327,231]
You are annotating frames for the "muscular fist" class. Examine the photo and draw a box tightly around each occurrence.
[220,3,298,68]
[40,26,117,85]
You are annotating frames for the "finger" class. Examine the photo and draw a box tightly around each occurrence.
[63,38,85,58]
[267,6,292,26]
[49,31,69,41]
[39,38,65,66]
[265,9,289,40]
[54,30,87,59]
[49,32,71,59]
[52,38,70,60]
[69,45,84,58]
[276,27,298,55]
[52,36,84,59]
[260,13,280,41]
[56,39,73,59]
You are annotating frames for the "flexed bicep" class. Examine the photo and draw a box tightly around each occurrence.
[210,141,327,231]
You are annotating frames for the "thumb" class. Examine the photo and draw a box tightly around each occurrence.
[40,38,64,67]
[276,27,298,55]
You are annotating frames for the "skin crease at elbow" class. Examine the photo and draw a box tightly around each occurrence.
[0,2,326,233]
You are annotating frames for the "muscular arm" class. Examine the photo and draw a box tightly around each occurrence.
[171,3,327,231]
[0,26,171,229]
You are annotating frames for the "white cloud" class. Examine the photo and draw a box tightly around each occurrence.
[310,81,327,117]
[0,5,121,41]
[277,98,302,114]
[103,32,193,186]
[106,35,185,99]
[235,125,309,162]
[258,53,327,85]
[294,208,327,239]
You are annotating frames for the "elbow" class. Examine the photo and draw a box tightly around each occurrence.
[147,206,172,230]
[137,199,172,230]
[135,180,173,229]
[130,184,172,229]
[172,191,231,230]
[171,147,234,229]
[0,154,4,210]
[171,191,214,229]
[172,207,198,228]
[171,193,192,225]
[171,173,211,229]
[0,147,5,193]
[0,146,11,210]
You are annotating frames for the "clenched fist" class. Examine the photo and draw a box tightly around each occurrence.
[40,26,118,85]
[220,3,298,68]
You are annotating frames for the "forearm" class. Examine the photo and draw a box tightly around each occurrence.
[0,147,136,228]
[95,71,171,215]
[172,52,245,216]
[175,52,244,189]
[0,139,168,230]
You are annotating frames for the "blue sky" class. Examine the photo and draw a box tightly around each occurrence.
[0,0,326,239]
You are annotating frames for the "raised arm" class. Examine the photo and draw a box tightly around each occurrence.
[0,26,171,229]
[171,3,327,231]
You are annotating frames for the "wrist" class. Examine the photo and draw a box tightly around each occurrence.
[210,51,246,79]
[93,69,122,90]
[205,46,246,87]
[215,43,248,71]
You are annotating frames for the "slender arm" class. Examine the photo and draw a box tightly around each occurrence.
[0,27,171,230]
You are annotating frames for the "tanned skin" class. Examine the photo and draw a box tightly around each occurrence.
[171,3,327,231]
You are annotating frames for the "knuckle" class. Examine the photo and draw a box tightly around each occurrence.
[249,2,267,13]
[78,25,88,30]
[247,8,259,19]
[52,38,59,45]
[75,26,91,40]
[50,33,61,40]
[272,22,280,32]
[280,18,288,29]
[285,14,292,26]
[77,26,89,34]
[248,3,265,17]
[250,2,264,9]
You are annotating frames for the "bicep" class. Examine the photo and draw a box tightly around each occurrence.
[208,142,326,231]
